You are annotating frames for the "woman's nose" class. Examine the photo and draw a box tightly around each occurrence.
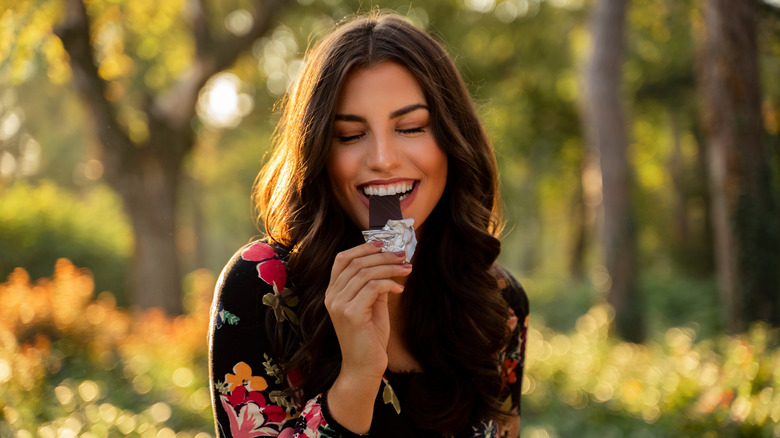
[365,133,401,171]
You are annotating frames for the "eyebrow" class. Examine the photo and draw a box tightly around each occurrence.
[334,103,430,123]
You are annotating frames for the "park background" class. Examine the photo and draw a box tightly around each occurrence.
[2,0,780,436]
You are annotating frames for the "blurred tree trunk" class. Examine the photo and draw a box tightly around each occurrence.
[182,173,209,271]
[568,177,587,280]
[55,0,287,314]
[669,111,689,250]
[583,0,644,342]
[668,111,715,276]
[698,0,780,331]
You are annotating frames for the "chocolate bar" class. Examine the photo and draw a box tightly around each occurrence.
[363,195,417,262]
[369,195,403,229]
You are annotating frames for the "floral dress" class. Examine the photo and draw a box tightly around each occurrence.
[209,241,529,438]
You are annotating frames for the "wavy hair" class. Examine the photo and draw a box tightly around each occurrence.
[254,12,510,435]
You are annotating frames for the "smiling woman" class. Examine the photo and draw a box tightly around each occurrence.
[209,11,528,438]
[327,62,447,233]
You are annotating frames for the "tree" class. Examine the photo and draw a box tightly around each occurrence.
[698,0,780,331]
[53,0,287,314]
[583,0,644,342]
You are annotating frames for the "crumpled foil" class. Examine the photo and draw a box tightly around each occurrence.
[362,218,417,262]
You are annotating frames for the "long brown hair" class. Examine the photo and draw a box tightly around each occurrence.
[254,12,510,435]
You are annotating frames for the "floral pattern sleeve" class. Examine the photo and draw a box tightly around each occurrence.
[210,241,528,437]
[495,266,529,435]
[209,241,352,438]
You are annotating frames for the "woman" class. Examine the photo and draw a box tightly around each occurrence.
[209,12,529,438]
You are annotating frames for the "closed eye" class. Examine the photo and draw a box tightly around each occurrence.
[398,127,425,135]
[335,133,365,144]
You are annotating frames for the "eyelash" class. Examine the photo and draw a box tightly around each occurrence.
[335,127,426,144]
[336,134,364,143]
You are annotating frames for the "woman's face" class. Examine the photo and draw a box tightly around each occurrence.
[326,61,448,233]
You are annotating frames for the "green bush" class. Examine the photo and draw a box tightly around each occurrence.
[0,181,132,304]
[0,261,214,437]
[3,263,779,437]
[522,305,780,437]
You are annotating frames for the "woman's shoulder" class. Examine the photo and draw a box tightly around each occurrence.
[492,264,529,319]
[215,239,291,299]
[212,238,301,329]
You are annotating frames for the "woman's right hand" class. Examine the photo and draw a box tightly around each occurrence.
[324,240,412,432]
[325,240,411,378]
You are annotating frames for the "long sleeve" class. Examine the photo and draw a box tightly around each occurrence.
[208,241,352,438]
[496,266,529,435]
[209,241,529,438]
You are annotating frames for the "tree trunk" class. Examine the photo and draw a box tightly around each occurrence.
[669,111,689,252]
[186,173,210,271]
[698,0,780,331]
[119,151,184,313]
[569,161,588,280]
[583,0,644,342]
[55,0,288,314]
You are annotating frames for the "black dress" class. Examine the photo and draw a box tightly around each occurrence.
[209,240,529,438]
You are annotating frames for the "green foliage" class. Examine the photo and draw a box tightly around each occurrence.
[0,181,132,304]
[641,272,721,340]
[7,0,769,284]
[1,0,779,433]
[523,305,780,438]
[2,263,779,437]
[0,0,66,86]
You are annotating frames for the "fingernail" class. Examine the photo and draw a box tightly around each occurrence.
[393,251,406,257]
[370,240,384,247]
[402,263,413,269]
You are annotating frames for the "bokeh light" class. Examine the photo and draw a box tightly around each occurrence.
[196,73,254,129]
[225,9,253,36]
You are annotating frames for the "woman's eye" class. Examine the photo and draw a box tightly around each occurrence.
[398,127,425,135]
[335,133,364,144]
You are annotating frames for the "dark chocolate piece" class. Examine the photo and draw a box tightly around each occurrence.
[369,195,402,229]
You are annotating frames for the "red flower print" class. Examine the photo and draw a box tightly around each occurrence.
[241,242,287,293]
[502,357,519,384]
[242,242,277,261]
[287,366,303,388]
[227,387,286,423]
[219,391,286,437]
[301,399,328,435]
[278,430,295,438]
[228,385,265,407]
[507,307,518,331]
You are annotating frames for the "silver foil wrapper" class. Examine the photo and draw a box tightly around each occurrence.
[362,218,417,262]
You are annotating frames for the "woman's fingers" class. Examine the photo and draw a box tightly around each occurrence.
[329,241,385,287]
[337,263,411,301]
[325,242,412,325]
[327,243,407,296]
[346,277,406,313]
[325,261,411,313]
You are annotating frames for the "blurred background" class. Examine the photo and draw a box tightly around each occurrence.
[1,0,779,436]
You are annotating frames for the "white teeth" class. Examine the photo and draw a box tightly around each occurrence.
[362,182,414,197]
